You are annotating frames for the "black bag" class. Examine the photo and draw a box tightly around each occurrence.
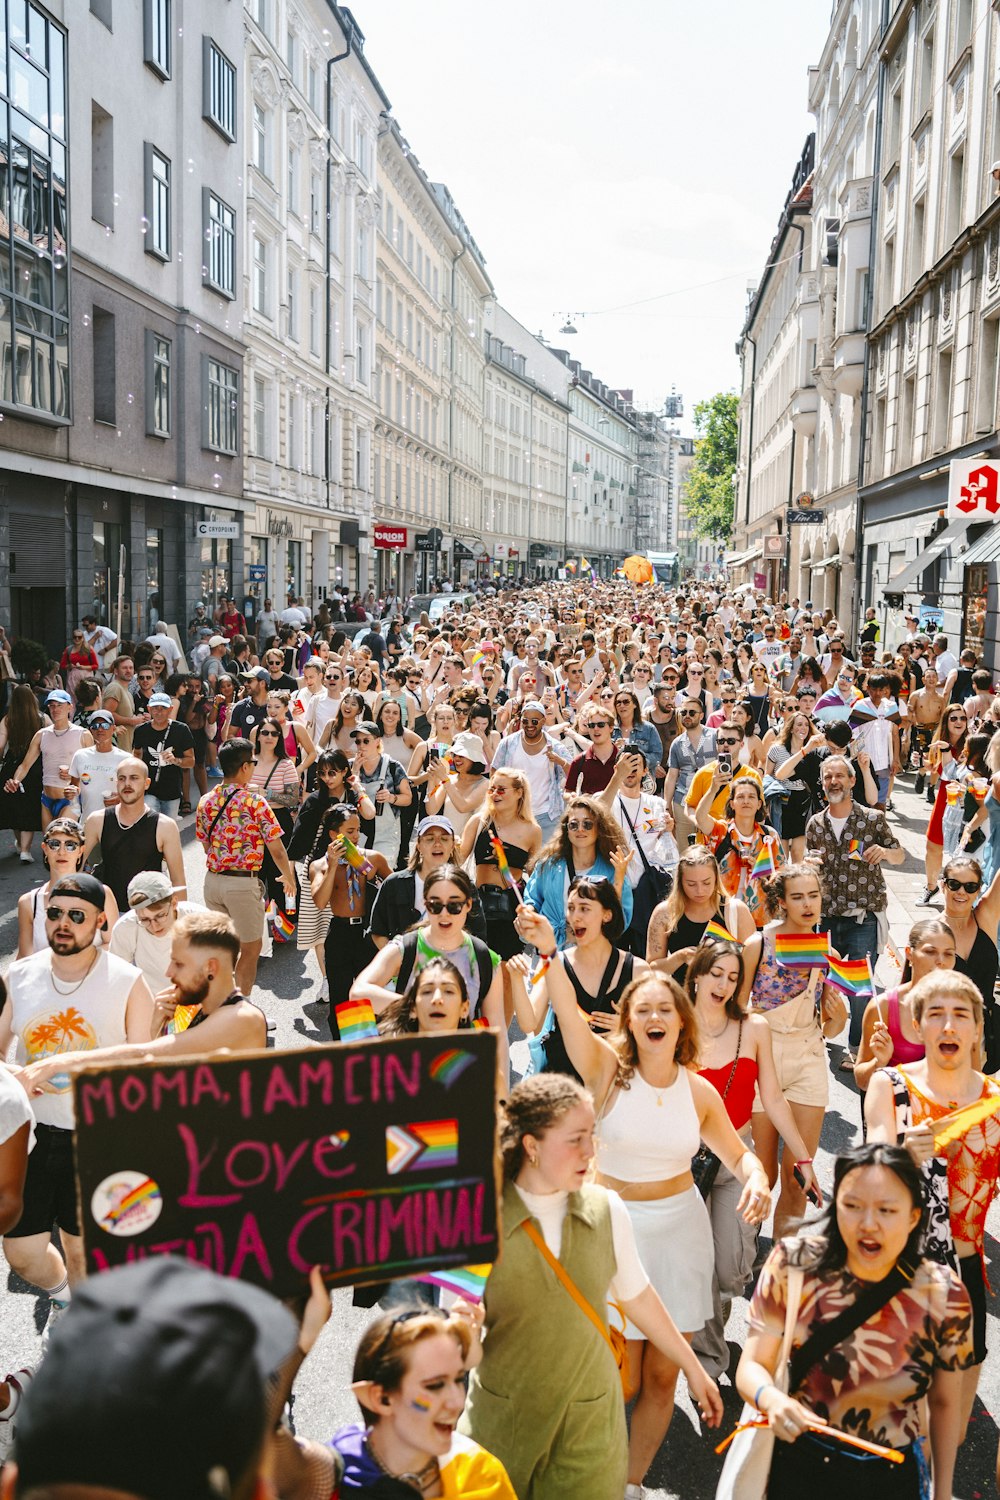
[479,884,517,921]
[691,1020,742,1199]
[617,795,672,951]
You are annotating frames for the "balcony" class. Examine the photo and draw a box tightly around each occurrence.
[832,331,866,397]
[790,386,818,436]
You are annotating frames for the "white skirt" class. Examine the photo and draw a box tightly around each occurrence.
[620,1186,715,1338]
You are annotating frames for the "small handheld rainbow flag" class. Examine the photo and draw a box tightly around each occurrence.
[470,649,485,667]
[337,835,376,877]
[335,997,379,1043]
[417,1263,492,1303]
[529,955,552,988]
[826,955,874,1000]
[847,839,866,862]
[750,842,776,880]
[489,836,521,894]
[774,931,830,969]
[933,1092,1000,1148]
[703,917,737,944]
[168,1003,201,1035]
[272,908,296,942]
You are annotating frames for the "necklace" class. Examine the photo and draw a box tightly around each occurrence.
[367,1441,439,1493]
[50,950,98,996]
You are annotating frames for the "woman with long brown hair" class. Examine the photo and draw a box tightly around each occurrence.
[0,684,47,861]
[522,795,632,948]
[510,927,764,1497]
[460,766,542,960]
[921,701,970,902]
[646,844,755,985]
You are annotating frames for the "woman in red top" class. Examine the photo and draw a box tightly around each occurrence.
[686,940,822,1381]
[58,630,100,704]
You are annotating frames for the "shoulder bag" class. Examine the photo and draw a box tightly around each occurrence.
[617,795,672,941]
[521,1218,639,1402]
[691,1020,742,1198]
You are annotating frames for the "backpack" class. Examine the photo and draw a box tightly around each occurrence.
[395,929,495,1018]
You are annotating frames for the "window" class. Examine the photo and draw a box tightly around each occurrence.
[252,103,269,176]
[253,374,268,456]
[203,191,235,298]
[954,0,972,57]
[309,285,321,356]
[252,0,268,31]
[356,323,367,383]
[933,349,954,451]
[286,26,297,78]
[143,0,170,78]
[287,147,299,215]
[917,29,934,117]
[976,315,1000,432]
[204,357,239,454]
[146,331,171,436]
[93,308,116,424]
[92,100,114,227]
[897,374,915,468]
[252,235,268,314]
[310,173,321,234]
[204,39,236,141]
[909,198,925,285]
[945,148,965,247]
[287,269,298,340]
[144,145,170,259]
[307,62,319,112]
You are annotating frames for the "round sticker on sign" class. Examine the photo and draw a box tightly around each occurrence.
[91,1171,163,1237]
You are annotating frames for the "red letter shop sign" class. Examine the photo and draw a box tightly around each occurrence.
[373,523,408,549]
[948,458,1000,519]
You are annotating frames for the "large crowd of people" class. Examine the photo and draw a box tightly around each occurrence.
[0,577,996,1499]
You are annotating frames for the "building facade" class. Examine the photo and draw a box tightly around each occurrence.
[858,0,1000,665]
[0,0,245,656]
[242,0,387,619]
[733,137,818,600]
[483,305,569,581]
[550,350,637,575]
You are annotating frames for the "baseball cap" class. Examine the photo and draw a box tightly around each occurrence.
[127,871,183,909]
[49,873,106,910]
[209,634,227,648]
[520,699,546,715]
[14,1258,297,1500]
[350,720,380,738]
[416,814,456,838]
[242,666,270,681]
[148,693,173,708]
[45,689,73,705]
[88,709,115,727]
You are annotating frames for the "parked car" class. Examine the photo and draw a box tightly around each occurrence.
[406,592,477,622]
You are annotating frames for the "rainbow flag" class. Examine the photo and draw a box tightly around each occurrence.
[470,650,485,667]
[417,1263,492,1303]
[338,836,376,877]
[529,956,552,988]
[774,931,830,970]
[847,839,866,863]
[750,842,775,880]
[335,997,379,1043]
[826,955,874,1000]
[168,1003,201,1035]
[703,917,737,944]
[272,908,295,941]
[490,836,520,894]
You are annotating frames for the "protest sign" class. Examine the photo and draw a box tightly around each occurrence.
[73,1031,499,1298]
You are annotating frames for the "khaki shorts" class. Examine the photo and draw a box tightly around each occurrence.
[752,1018,829,1110]
[203,870,266,943]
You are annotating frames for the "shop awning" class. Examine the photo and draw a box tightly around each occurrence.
[884,517,972,593]
[725,543,763,569]
[956,524,1000,568]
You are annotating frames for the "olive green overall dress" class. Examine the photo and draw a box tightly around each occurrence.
[460,1180,628,1499]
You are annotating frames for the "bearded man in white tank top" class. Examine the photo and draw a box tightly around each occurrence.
[0,874,153,1339]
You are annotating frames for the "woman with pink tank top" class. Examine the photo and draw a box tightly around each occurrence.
[853,917,954,1096]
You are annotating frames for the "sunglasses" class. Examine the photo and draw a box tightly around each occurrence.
[589,718,612,727]
[46,905,89,924]
[567,818,595,831]
[687,667,704,675]
[43,838,82,851]
[948,715,967,722]
[680,709,701,717]
[716,738,739,747]
[138,674,155,681]
[326,674,342,682]
[944,877,980,894]
[521,716,543,726]
[258,729,278,738]
[425,897,469,915]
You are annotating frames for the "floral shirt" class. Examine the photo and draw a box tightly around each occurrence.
[749,1237,974,1448]
[706,819,777,928]
[195,783,282,873]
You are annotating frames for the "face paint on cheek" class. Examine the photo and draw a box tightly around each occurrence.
[409,1396,433,1412]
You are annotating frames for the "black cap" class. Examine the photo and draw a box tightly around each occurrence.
[15,1259,297,1500]
[48,873,106,911]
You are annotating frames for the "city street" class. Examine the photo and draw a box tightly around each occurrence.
[0,774,995,1498]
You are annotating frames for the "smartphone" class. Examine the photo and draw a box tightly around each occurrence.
[718,752,732,777]
[792,1165,822,1207]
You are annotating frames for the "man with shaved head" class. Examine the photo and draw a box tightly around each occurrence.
[81,756,186,915]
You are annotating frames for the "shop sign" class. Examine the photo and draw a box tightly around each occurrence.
[374,524,407,550]
[415,528,443,553]
[948,457,1000,519]
[196,520,240,539]
[763,534,784,558]
[753,571,767,590]
[248,565,267,582]
[267,512,294,538]
[453,541,474,561]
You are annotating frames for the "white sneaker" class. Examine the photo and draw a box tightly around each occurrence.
[18,851,33,864]
[318,977,329,1003]
[0,1368,34,1462]
[624,1486,645,1500]
[40,1299,69,1356]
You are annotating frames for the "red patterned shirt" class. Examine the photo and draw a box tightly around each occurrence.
[195,784,281,873]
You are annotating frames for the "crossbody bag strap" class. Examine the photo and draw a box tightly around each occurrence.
[787,1264,909,1393]
[521,1219,615,1360]
[716,1019,743,1102]
[617,796,654,875]
[777,1265,804,1384]
[205,786,241,842]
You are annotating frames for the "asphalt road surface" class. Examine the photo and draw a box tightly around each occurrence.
[0,775,996,1498]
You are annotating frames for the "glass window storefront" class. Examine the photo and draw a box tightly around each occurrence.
[93,520,127,633]
[285,539,302,600]
[146,527,163,632]
[963,564,987,660]
[201,537,231,609]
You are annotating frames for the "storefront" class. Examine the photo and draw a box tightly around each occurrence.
[374,521,410,600]
[244,505,362,620]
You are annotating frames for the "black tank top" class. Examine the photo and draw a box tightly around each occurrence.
[667,909,723,986]
[99,809,163,911]
[955,917,998,1015]
[541,947,635,1081]
[473,824,532,869]
[188,990,262,1029]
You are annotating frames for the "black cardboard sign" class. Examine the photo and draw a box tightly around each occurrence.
[73,1031,499,1297]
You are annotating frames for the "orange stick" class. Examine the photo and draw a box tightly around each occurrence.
[714,1416,904,1463]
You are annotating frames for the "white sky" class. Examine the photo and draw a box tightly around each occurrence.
[353,0,833,425]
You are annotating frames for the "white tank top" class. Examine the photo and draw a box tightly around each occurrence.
[40,723,87,787]
[597,1065,701,1182]
[8,949,139,1128]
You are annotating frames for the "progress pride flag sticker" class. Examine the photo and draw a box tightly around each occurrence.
[73,1032,499,1296]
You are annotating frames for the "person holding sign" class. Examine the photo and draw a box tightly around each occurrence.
[459,1073,724,1500]
[19,912,266,1094]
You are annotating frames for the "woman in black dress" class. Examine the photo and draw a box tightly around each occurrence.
[0,685,47,861]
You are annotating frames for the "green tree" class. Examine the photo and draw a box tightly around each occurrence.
[681,392,738,542]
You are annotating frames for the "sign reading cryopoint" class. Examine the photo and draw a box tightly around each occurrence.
[73,1032,499,1296]
[196,520,240,539]
[374,524,408,550]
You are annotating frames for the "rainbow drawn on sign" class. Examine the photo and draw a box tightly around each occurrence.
[417,1263,492,1303]
[100,1177,161,1229]
[386,1119,459,1175]
[335,999,379,1043]
[328,1130,350,1150]
[429,1049,476,1089]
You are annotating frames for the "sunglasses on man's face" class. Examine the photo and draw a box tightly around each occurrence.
[46,905,89,924]
[589,718,612,728]
[425,897,469,915]
[716,737,739,748]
